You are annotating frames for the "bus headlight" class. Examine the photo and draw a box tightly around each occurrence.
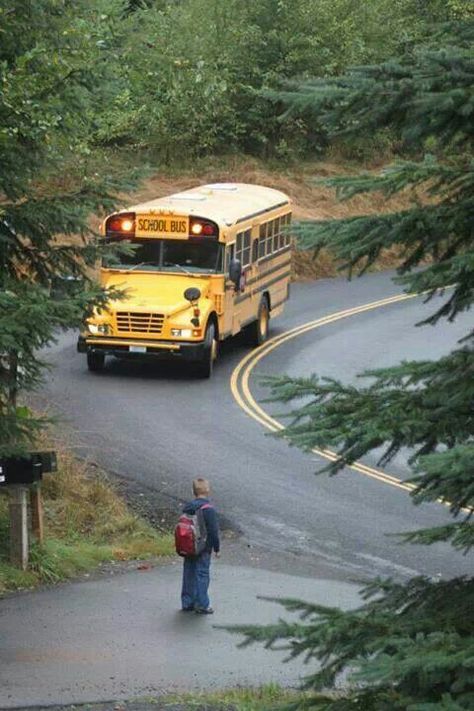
[171,328,193,338]
[88,323,110,335]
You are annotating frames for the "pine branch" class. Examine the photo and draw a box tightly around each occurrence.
[274,33,474,147]
[223,577,474,706]
[0,281,125,454]
[397,522,474,552]
[294,200,473,322]
[317,157,474,202]
[262,344,474,527]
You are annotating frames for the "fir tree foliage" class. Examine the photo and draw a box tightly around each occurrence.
[271,20,474,539]
[231,576,474,710]
[226,21,474,710]
[0,0,136,455]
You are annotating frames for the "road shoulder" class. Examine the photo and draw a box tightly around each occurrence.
[0,561,361,709]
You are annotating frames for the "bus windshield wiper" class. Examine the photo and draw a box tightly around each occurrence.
[167,263,194,275]
[128,262,159,271]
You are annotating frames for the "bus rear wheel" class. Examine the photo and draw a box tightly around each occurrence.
[87,351,105,372]
[247,297,269,346]
[195,322,217,379]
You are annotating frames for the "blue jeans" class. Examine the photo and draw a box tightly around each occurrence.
[181,551,211,610]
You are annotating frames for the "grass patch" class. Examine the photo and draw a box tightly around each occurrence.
[42,686,326,711]
[0,436,174,595]
[136,684,301,711]
[173,684,298,710]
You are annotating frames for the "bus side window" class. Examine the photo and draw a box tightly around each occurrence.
[252,238,259,262]
[266,221,274,256]
[243,229,251,266]
[285,214,291,246]
[225,244,235,273]
[273,218,280,252]
[236,229,251,267]
[236,233,242,264]
[279,215,286,248]
[259,224,266,259]
[279,216,287,249]
[276,219,282,250]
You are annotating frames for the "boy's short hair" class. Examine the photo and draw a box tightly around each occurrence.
[193,478,210,497]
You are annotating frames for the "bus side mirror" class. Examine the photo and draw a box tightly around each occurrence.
[229,259,242,289]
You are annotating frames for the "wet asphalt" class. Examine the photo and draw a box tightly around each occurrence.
[31,271,472,581]
[0,562,360,708]
[2,271,472,707]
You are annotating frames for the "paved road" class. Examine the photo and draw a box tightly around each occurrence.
[0,562,360,708]
[34,272,471,582]
[2,271,472,708]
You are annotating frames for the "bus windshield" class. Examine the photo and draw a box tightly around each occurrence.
[103,238,224,274]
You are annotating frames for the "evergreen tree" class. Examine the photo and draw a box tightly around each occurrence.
[0,0,135,456]
[227,21,474,710]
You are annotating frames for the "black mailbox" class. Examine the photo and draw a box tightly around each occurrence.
[0,457,42,486]
[31,451,57,474]
[0,451,57,486]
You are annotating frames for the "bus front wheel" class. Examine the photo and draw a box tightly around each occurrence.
[195,322,217,378]
[87,351,105,372]
[247,297,269,346]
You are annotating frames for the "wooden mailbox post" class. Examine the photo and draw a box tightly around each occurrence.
[0,452,57,569]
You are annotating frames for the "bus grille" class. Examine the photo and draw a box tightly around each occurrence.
[116,312,164,334]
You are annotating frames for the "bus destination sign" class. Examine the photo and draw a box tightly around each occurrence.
[136,214,189,239]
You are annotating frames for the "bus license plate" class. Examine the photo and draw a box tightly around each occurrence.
[136,215,189,239]
[129,345,146,353]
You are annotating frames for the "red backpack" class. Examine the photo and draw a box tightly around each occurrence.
[175,503,211,557]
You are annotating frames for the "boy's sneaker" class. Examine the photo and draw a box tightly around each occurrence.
[181,606,194,612]
[194,606,214,614]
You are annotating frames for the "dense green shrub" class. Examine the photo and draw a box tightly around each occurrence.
[93,0,469,160]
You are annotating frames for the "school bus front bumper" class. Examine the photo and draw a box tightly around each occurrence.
[77,335,208,361]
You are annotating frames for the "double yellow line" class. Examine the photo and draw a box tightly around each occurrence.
[230,292,421,494]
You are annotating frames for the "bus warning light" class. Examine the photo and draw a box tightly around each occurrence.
[106,212,136,236]
[190,220,216,237]
[121,219,134,232]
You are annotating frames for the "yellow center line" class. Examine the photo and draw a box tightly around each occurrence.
[230,292,423,496]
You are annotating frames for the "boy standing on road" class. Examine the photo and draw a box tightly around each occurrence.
[181,478,220,614]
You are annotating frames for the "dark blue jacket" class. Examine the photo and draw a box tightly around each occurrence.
[183,497,220,553]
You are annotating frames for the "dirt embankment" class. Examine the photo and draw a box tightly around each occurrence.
[117,157,412,280]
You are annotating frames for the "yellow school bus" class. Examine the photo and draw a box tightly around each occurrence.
[78,183,291,377]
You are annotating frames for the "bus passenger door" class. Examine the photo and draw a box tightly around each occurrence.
[223,244,241,336]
